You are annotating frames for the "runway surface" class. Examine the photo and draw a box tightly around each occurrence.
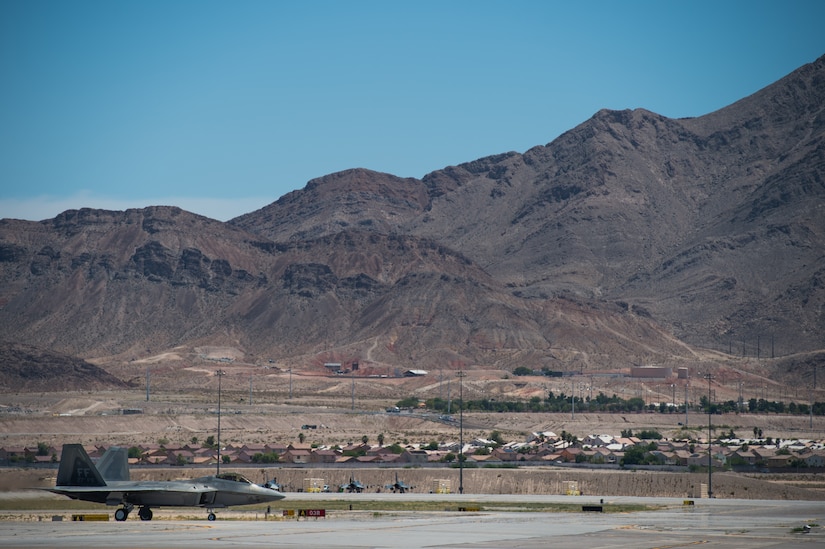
[1,495,823,548]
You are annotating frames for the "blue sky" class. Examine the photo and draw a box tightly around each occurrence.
[2,1,824,222]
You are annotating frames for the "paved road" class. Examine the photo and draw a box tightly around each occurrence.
[1,495,823,548]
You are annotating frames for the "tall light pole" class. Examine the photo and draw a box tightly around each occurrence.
[704,372,713,498]
[457,370,465,495]
[288,368,293,400]
[571,378,575,420]
[672,383,676,410]
[216,370,225,475]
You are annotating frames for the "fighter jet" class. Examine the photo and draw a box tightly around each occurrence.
[46,444,285,521]
[385,472,414,493]
[340,476,366,493]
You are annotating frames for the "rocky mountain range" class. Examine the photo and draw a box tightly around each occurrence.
[1,55,823,380]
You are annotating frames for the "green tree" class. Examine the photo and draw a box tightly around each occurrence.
[637,429,662,440]
[620,445,648,467]
[252,452,280,463]
[396,396,419,409]
[128,446,142,459]
[387,443,405,454]
[377,433,385,446]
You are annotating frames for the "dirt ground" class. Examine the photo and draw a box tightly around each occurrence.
[2,382,824,502]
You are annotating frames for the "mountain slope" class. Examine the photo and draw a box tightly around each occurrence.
[233,55,825,354]
[1,56,823,377]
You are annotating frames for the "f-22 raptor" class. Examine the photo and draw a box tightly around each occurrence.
[46,444,285,521]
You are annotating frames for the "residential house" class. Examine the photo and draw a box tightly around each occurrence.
[803,451,825,468]
[311,449,340,464]
[582,434,614,447]
[559,447,584,463]
[281,448,311,465]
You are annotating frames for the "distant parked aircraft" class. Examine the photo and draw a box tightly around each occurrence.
[340,476,366,493]
[46,444,285,521]
[386,472,414,493]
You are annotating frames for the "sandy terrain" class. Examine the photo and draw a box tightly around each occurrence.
[2,381,824,502]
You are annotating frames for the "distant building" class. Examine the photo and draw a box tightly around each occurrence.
[630,366,672,379]
[403,369,428,377]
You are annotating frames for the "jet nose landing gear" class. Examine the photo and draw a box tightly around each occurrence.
[207,512,217,521]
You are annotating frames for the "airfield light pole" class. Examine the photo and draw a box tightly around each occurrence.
[288,368,293,400]
[457,370,465,495]
[216,370,225,475]
[704,372,713,498]
[671,384,675,412]
[571,378,575,420]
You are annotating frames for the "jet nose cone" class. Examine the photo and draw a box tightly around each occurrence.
[254,484,285,501]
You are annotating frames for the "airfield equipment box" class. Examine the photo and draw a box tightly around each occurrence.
[563,481,580,495]
[303,478,325,493]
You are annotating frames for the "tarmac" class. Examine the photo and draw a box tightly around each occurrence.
[1,494,823,548]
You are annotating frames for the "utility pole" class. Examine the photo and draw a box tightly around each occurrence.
[704,372,713,498]
[146,368,150,402]
[216,370,225,475]
[288,368,292,400]
[457,370,466,495]
[571,377,575,420]
[671,384,675,412]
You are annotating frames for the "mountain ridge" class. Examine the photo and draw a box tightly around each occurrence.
[2,55,824,380]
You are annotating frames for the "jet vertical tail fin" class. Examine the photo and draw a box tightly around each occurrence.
[96,446,130,482]
[56,444,107,487]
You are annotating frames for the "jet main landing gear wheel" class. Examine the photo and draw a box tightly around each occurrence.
[207,512,216,521]
[138,507,153,521]
[115,505,132,522]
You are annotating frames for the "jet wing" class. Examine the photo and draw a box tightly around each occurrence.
[47,481,217,508]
